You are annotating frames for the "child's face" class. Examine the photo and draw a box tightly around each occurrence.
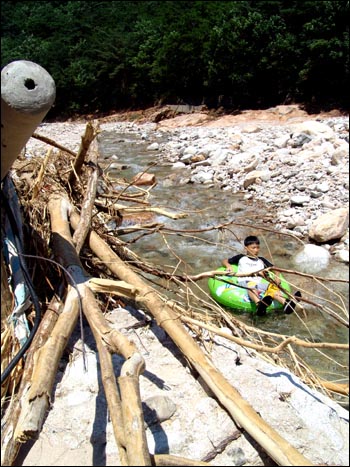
[245,242,260,257]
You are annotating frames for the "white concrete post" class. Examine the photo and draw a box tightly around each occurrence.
[1,60,56,180]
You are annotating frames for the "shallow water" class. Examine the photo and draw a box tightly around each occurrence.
[98,129,349,388]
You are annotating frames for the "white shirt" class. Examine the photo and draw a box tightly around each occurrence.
[237,256,266,283]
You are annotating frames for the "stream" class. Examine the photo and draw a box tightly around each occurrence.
[98,129,349,391]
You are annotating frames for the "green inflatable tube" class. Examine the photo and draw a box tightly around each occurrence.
[208,266,291,313]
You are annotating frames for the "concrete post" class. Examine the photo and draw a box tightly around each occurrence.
[1,60,56,180]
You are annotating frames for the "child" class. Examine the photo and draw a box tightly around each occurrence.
[222,235,302,316]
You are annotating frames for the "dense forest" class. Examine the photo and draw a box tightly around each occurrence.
[1,1,349,118]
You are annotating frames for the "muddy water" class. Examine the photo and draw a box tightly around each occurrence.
[98,130,349,388]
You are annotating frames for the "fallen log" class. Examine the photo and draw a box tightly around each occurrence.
[13,286,79,443]
[1,291,65,466]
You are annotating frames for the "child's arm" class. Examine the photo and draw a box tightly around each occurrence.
[222,254,244,273]
[222,258,232,271]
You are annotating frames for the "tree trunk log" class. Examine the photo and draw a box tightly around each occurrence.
[1,292,65,466]
[14,287,79,442]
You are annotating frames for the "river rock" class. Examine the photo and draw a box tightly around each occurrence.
[331,247,350,263]
[308,207,349,242]
[132,172,156,186]
[293,244,331,273]
[142,395,177,425]
[146,142,159,151]
[243,170,270,189]
[290,121,335,139]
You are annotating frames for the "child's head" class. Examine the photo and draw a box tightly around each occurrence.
[244,235,260,247]
[244,235,260,256]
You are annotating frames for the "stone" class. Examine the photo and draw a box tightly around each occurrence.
[293,243,331,273]
[146,142,159,150]
[309,208,349,242]
[290,195,310,206]
[132,172,156,186]
[143,395,177,425]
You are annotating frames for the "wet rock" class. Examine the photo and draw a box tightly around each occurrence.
[293,244,331,273]
[132,172,156,186]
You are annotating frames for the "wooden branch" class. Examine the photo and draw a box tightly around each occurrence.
[30,148,52,200]
[93,331,128,465]
[69,209,314,467]
[113,222,164,236]
[7,193,135,461]
[87,277,139,298]
[48,195,150,466]
[119,352,151,465]
[180,316,349,352]
[201,431,242,462]
[32,132,76,156]
[94,198,187,219]
[72,134,99,253]
[67,121,98,187]
[183,267,349,283]
[318,380,349,396]
[269,266,349,284]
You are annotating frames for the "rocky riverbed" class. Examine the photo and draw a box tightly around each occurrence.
[13,105,349,467]
[28,104,349,263]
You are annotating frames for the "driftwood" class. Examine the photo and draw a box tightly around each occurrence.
[14,285,79,443]
[72,128,100,253]
[1,291,65,465]
[68,207,314,466]
[43,195,212,466]
[180,316,349,353]
[67,120,99,186]
[30,148,52,200]
[32,133,76,157]
[151,454,211,466]
[95,198,188,220]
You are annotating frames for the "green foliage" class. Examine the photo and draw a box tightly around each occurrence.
[1,0,348,117]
